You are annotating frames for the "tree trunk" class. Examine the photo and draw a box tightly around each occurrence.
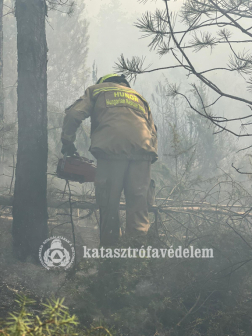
[0,0,3,120]
[13,0,48,260]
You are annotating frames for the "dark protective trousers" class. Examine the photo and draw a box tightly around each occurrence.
[95,158,151,246]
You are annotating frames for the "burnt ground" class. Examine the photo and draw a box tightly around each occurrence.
[0,211,100,321]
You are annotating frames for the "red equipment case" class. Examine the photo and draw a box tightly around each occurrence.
[57,155,96,183]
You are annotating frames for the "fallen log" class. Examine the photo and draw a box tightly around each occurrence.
[0,194,251,217]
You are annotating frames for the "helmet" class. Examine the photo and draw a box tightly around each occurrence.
[96,73,130,87]
[50,239,64,250]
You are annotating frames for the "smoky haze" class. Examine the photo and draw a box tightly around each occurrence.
[84,0,252,145]
[1,1,252,335]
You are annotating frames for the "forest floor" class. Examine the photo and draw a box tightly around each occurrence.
[0,210,99,321]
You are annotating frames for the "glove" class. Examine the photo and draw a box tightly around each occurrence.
[61,139,77,156]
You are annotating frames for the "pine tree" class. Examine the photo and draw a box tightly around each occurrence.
[12,0,48,260]
[0,0,4,120]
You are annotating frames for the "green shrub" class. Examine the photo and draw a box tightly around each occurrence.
[0,294,112,336]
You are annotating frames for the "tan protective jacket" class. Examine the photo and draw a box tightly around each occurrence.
[61,82,158,162]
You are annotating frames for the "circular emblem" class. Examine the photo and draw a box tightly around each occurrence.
[39,236,75,270]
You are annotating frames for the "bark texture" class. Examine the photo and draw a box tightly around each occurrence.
[13,0,48,260]
[0,0,3,120]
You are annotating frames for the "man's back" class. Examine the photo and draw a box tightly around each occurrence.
[86,82,157,161]
[61,74,158,246]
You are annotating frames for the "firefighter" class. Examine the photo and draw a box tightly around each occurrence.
[61,74,158,246]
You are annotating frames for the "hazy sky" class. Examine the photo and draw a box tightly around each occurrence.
[84,0,165,85]
[83,0,245,95]
[81,0,251,142]
[83,0,186,97]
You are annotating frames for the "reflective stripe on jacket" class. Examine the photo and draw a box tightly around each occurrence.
[61,82,158,163]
